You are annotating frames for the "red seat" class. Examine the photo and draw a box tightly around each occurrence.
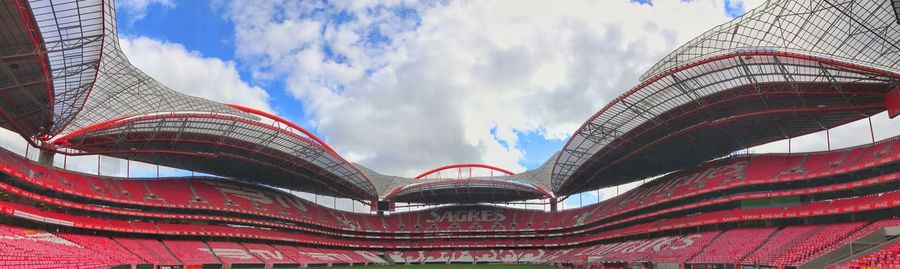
[114,238,181,265]
[162,240,221,265]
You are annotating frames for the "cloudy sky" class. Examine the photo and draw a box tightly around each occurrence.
[3,0,897,210]
[109,0,771,176]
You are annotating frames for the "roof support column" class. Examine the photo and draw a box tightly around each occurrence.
[869,117,875,143]
[371,200,381,216]
[549,197,558,212]
[37,142,54,167]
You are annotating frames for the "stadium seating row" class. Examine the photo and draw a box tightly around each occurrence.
[840,239,900,269]
[571,137,899,229]
[386,249,560,264]
[3,165,897,246]
[0,223,384,268]
[10,218,895,269]
[0,138,896,268]
[0,136,896,236]
[546,218,900,266]
[1,185,898,251]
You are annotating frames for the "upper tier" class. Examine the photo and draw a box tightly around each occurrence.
[0,0,896,200]
[0,135,896,237]
[554,0,900,194]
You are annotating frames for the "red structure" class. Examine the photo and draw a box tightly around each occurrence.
[888,87,900,118]
[414,164,516,179]
[0,0,898,268]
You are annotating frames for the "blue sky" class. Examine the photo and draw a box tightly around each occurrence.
[10,0,878,211]
[117,1,309,135]
[113,0,756,178]
[632,0,752,17]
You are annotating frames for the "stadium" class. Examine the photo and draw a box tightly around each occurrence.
[0,0,899,268]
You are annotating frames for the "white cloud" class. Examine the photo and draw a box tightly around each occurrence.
[0,36,278,180]
[740,0,769,11]
[116,0,175,21]
[224,0,737,177]
[120,36,274,113]
[97,36,275,178]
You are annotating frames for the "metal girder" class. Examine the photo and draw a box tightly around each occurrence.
[557,85,887,194]
[6,0,900,201]
[894,0,900,24]
[737,57,773,109]
[384,178,552,204]
[818,62,858,107]
[553,50,897,194]
[53,113,378,199]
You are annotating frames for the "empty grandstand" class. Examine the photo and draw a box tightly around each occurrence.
[0,0,899,268]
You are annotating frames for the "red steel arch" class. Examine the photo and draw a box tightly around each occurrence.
[414,163,515,179]
[552,50,900,194]
[226,104,338,154]
[383,178,554,203]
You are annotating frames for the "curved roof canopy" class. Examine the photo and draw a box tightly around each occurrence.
[551,0,900,195]
[1,0,899,202]
[383,164,552,204]
[5,0,377,199]
[0,0,54,139]
[894,0,900,24]
[384,178,552,204]
[414,163,516,179]
[52,111,378,199]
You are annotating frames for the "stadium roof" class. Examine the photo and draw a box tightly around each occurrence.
[0,1,54,140]
[384,163,552,204]
[384,178,552,204]
[0,0,898,202]
[895,0,900,24]
[357,161,556,203]
[1,0,376,199]
[551,0,900,195]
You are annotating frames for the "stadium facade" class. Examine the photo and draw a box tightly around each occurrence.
[0,0,899,268]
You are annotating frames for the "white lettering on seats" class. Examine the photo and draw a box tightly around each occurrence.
[249,249,284,260]
[426,209,507,223]
[668,234,700,250]
[199,248,254,259]
[354,251,383,263]
[205,181,272,204]
[305,252,352,262]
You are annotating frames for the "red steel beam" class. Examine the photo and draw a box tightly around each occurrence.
[50,112,377,198]
[554,50,900,192]
[13,0,53,127]
[225,104,338,155]
[562,103,885,193]
[384,178,552,201]
[414,163,516,179]
[40,0,107,138]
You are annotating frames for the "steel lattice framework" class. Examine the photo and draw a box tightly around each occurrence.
[27,0,104,137]
[357,163,553,203]
[1,0,899,202]
[52,112,378,199]
[384,163,551,203]
[354,164,417,198]
[496,152,558,190]
[414,164,516,179]
[383,178,552,204]
[893,0,900,23]
[0,1,53,139]
[20,0,379,199]
[552,0,900,194]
